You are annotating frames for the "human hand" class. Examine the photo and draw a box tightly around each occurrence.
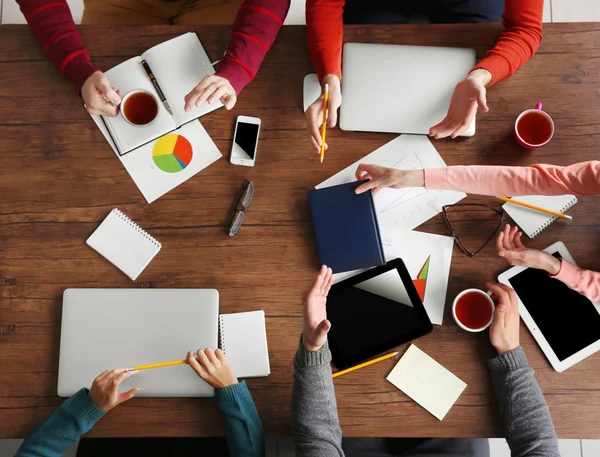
[429,69,492,139]
[184,75,237,112]
[88,369,139,412]
[187,348,238,389]
[302,265,334,351]
[82,71,122,117]
[496,224,561,275]
[487,282,520,355]
[354,164,425,195]
[306,75,342,154]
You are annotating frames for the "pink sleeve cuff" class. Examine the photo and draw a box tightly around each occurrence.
[424,168,448,190]
[551,259,579,285]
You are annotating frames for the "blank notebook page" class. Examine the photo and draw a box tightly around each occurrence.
[219,310,270,378]
[502,195,577,239]
[386,344,466,420]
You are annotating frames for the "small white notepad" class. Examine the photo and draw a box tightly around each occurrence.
[86,209,161,281]
[219,310,270,378]
[387,344,466,420]
[503,195,577,239]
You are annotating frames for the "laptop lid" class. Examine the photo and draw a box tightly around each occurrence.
[340,43,477,136]
[58,288,219,397]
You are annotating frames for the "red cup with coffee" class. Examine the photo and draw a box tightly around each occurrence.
[452,289,495,333]
[514,102,554,149]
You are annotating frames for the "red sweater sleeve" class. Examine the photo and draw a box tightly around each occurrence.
[473,0,543,85]
[17,0,96,92]
[215,0,290,95]
[306,0,344,82]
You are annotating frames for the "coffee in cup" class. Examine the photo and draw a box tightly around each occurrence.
[452,289,495,332]
[121,89,158,126]
[514,102,554,149]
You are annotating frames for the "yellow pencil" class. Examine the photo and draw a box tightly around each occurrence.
[127,359,187,371]
[332,352,398,379]
[497,196,573,220]
[320,84,329,164]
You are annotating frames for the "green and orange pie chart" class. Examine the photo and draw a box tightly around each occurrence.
[152,134,193,173]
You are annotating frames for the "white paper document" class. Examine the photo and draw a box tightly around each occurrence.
[91,118,222,203]
[335,227,454,325]
[387,344,467,420]
[316,135,466,230]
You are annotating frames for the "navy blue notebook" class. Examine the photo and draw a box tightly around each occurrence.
[308,180,385,274]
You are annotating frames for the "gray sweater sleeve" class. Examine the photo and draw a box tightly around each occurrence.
[291,339,345,457]
[488,347,560,457]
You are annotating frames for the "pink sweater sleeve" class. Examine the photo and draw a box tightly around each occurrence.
[552,260,600,303]
[425,161,600,197]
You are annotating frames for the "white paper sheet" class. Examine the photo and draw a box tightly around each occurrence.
[334,227,454,325]
[316,135,466,230]
[387,344,467,420]
[91,116,222,203]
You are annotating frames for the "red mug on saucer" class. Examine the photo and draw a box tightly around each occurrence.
[514,103,555,149]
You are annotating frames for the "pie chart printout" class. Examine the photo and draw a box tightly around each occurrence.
[152,134,193,173]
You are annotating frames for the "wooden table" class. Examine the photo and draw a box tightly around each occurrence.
[1,23,599,439]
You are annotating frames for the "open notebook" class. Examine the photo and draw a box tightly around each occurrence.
[219,311,270,378]
[503,195,578,239]
[102,33,222,155]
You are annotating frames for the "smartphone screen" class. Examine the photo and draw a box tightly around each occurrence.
[232,122,259,160]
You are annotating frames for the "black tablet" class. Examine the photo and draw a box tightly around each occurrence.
[326,258,433,369]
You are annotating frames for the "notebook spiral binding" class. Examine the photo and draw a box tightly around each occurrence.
[111,208,162,248]
[218,315,225,353]
[531,197,578,239]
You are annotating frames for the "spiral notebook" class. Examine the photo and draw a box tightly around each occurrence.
[87,209,162,280]
[502,195,578,239]
[219,310,270,378]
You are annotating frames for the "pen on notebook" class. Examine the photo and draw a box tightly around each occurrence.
[497,196,573,220]
[141,59,173,116]
[332,352,398,378]
[127,359,187,371]
[320,84,329,164]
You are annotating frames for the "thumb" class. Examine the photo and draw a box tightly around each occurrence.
[493,304,507,328]
[477,88,489,113]
[116,388,139,405]
[316,319,331,339]
[97,78,121,105]
[327,103,338,128]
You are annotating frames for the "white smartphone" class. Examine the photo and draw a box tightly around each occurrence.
[230,115,261,167]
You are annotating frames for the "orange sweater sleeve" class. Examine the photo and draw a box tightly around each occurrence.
[306,0,344,82]
[472,0,543,85]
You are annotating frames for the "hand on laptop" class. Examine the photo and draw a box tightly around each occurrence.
[354,164,425,195]
[302,265,334,351]
[496,224,561,275]
[429,69,491,139]
[88,368,139,412]
[187,348,238,389]
[487,282,520,356]
[306,75,342,154]
[184,75,237,113]
[82,71,122,117]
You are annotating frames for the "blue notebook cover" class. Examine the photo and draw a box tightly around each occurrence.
[308,180,385,273]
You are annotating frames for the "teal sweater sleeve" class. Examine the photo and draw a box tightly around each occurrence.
[16,388,105,457]
[216,381,265,457]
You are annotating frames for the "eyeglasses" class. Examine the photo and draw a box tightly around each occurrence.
[442,203,505,257]
[228,180,254,236]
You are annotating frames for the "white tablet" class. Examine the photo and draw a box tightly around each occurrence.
[498,241,600,372]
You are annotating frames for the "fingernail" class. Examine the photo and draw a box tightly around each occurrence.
[499,251,506,257]
[185,106,190,112]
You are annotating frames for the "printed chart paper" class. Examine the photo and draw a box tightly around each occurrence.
[387,344,467,420]
[316,135,466,230]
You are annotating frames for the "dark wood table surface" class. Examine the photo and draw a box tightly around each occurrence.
[1,23,599,439]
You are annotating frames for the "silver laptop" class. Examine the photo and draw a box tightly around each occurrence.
[58,289,219,397]
[340,43,477,136]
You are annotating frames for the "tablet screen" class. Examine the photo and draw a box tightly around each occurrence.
[326,259,432,369]
[508,253,600,361]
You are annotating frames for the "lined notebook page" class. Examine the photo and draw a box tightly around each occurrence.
[386,344,466,420]
[502,195,577,239]
[86,209,161,281]
[219,310,270,378]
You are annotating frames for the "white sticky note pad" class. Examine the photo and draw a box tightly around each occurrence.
[386,345,467,420]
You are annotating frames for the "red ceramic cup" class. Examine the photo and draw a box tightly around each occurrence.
[514,103,555,149]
